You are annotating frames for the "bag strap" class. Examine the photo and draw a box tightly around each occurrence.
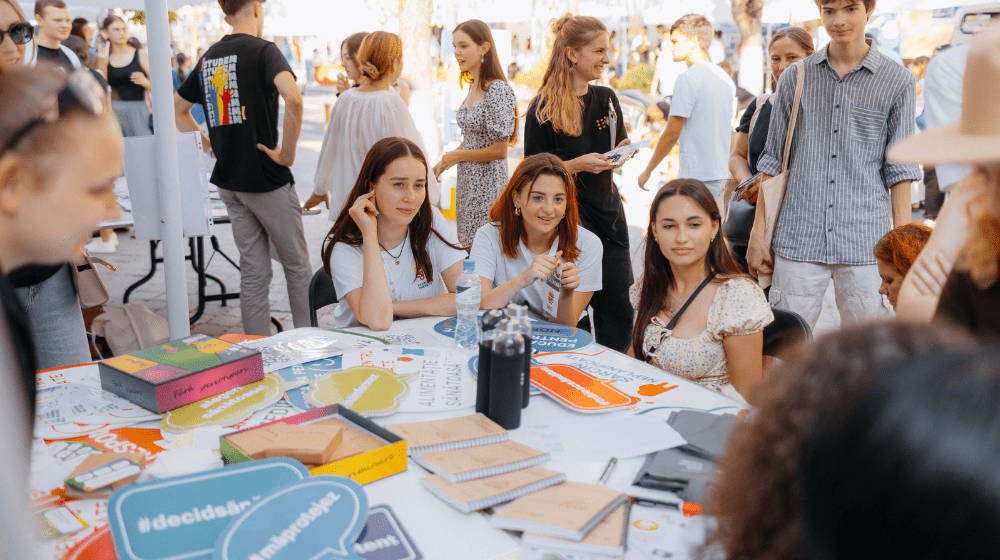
[780,61,806,174]
[747,93,772,136]
[666,272,717,331]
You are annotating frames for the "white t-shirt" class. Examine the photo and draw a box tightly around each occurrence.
[669,61,736,182]
[469,223,603,319]
[924,44,971,192]
[313,88,439,217]
[655,40,688,97]
[330,208,467,328]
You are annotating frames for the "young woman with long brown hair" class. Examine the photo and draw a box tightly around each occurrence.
[629,179,771,404]
[335,31,367,96]
[321,137,466,331]
[99,14,151,136]
[470,153,602,326]
[524,14,632,351]
[310,32,438,215]
[432,19,517,246]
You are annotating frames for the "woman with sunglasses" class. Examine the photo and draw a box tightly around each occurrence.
[0,66,121,557]
[0,0,31,72]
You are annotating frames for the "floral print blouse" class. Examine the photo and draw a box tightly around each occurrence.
[630,277,773,391]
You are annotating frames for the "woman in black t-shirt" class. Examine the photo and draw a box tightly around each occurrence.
[726,26,813,270]
[523,14,633,352]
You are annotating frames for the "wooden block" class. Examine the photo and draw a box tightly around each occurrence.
[264,424,344,465]
[313,418,385,461]
[226,423,288,460]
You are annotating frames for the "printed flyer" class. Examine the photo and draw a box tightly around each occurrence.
[434,318,594,354]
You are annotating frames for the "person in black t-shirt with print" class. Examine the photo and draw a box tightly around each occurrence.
[25,0,79,72]
[175,0,312,336]
[524,14,633,353]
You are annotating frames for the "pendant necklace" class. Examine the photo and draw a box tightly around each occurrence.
[379,233,406,265]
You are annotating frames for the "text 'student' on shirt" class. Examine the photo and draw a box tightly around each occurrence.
[177,33,296,194]
[524,85,629,248]
[757,40,922,266]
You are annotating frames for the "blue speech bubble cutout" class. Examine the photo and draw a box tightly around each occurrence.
[109,457,311,560]
[214,475,369,560]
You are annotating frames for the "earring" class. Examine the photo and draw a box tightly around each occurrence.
[481,56,484,63]
[711,236,716,243]
[514,206,521,216]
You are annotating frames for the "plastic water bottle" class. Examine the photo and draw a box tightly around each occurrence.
[455,260,481,349]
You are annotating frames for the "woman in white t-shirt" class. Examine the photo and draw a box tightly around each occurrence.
[470,153,603,326]
[306,31,438,215]
[321,137,467,330]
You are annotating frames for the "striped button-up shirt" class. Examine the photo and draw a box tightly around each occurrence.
[758,41,921,266]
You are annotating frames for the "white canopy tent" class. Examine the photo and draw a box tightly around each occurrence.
[27,0,203,338]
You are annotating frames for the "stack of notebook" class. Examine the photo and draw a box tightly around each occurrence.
[493,481,629,546]
[386,414,566,513]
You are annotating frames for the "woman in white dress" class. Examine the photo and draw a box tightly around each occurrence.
[322,137,466,331]
[470,153,602,326]
[308,31,438,215]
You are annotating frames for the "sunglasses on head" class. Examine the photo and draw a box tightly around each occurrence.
[0,22,33,45]
[1,70,106,155]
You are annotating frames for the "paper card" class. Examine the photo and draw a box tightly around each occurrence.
[160,373,285,432]
[356,505,423,560]
[303,347,478,416]
[37,363,103,390]
[38,499,108,560]
[65,452,145,492]
[510,415,686,462]
[626,504,707,560]
[377,329,447,347]
[36,421,138,441]
[601,139,652,165]
[238,328,386,373]
[530,349,745,415]
[213,475,369,560]
[108,458,310,560]
[543,268,561,318]
[36,504,89,539]
[36,383,161,427]
[435,318,595,354]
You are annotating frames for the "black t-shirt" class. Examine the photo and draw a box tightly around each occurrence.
[524,85,629,247]
[0,271,37,420]
[177,34,295,193]
[935,267,1000,340]
[36,45,75,73]
[735,96,772,176]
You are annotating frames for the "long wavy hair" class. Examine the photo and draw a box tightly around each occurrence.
[454,19,519,144]
[321,137,460,282]
[701,322,979,560]
[531,15,606,137]
[631,179,744,360]
[957,164,1000,288]
[356,31,402,82]
[489,153,580,262]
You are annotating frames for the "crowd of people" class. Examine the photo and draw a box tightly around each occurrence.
[2,0,1000,556]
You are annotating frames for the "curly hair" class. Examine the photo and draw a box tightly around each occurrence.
[957,165,1000,289]
[873,222,932,278]
[701,322,978,560]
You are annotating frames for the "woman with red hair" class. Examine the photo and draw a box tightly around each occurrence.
[469,153,602,326]
[873,223,932,310]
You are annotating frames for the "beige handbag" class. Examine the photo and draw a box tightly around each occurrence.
[754,61,805,289]
[71,249,115,308]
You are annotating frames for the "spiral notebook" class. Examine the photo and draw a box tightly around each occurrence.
[521,502,631,555]
[491,482,627,541]
[386,414,508,455]
[421,466,566,513]
[412,441,550,483]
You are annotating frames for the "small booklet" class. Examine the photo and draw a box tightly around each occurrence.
[522,502,631,556]
[411,441,550,483]
[490,481,627,541]
[386,413,508,455]
[421,466,566,514]
[602,139,652,165]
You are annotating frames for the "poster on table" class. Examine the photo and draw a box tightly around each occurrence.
[237,328,387,373]
[278,347,477,417]
[434,318,594,354]
[529,349,743,415]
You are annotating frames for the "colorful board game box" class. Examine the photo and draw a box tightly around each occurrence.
[98,334,264,413]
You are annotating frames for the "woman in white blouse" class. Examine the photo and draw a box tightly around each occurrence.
[322,137,466,331]
[470,154,602,326]
[308,31,438,215]
[629,179,772,405]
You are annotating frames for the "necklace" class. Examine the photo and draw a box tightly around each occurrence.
[379,233,406,265]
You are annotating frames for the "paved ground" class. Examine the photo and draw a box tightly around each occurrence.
[100,85,865,341]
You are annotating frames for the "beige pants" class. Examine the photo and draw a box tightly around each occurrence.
[769,254,892,328]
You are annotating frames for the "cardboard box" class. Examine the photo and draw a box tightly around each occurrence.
[99,334,263,413]
[220,405,407,485]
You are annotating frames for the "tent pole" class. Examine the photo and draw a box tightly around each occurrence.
[145,0,190,339]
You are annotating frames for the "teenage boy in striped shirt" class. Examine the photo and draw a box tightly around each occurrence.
[748,0,921,327]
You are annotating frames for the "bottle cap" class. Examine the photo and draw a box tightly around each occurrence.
[499,318,518,333]
[481,309,505,331]
[506,303,528,317]
[463,260,476,272]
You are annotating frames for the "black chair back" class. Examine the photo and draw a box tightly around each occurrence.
[308,268,339,328]
[762,307,811,358]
